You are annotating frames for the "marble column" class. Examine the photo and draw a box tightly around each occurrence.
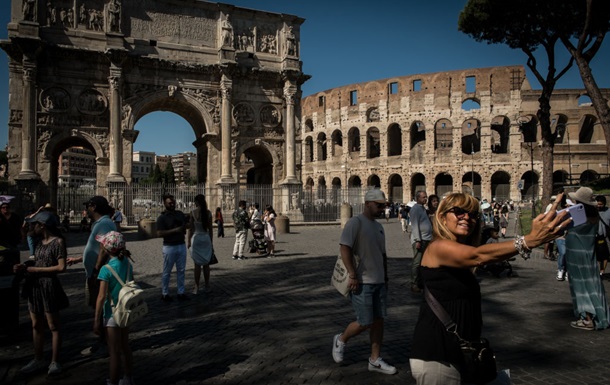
[107,65,125,182]
[17,59,39,180]
[283,80,298,184]
[219,74,234,183]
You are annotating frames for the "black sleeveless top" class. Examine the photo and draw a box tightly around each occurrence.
[410,266,482,368]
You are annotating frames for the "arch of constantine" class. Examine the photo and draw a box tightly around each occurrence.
[301,65,609,203]
[1,0,307,215]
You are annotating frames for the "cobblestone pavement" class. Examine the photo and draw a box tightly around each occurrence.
[2,217,610,385]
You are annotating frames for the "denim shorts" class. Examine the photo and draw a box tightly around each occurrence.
[350,283,387,326]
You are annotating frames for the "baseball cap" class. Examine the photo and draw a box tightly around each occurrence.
[364,189,387,203]
[25,211,60,228]
[84,196,109,208]
[95,231,126,255]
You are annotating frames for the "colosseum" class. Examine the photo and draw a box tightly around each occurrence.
[300,65,609,203]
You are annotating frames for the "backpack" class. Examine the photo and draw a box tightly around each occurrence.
[105,263,148,328]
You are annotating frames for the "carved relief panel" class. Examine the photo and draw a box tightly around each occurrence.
[77,89,108,115]
[233,102,255,127]
[40,87,71,112]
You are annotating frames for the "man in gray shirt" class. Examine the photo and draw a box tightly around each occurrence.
[409,190,433,293]
[331,189,396,375]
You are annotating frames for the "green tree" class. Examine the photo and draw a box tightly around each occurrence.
[459,0,575,208]
[152,164,163,184]
[164,162,175,185]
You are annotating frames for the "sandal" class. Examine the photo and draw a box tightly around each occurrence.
[570,319,594,331]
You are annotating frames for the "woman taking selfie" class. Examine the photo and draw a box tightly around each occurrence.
[410,192,570,385]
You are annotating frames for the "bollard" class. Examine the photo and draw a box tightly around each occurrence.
[276,214,290,234]
[340,203,353,228]
[138,218,157,239]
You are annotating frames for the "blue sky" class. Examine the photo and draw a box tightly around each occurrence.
[1,0,609,155]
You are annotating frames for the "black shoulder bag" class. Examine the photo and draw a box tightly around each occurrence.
[424,287,497,384]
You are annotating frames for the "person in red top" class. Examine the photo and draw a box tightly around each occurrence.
[214,207,224,238]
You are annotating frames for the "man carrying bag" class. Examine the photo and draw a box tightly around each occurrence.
[331,189,396,375]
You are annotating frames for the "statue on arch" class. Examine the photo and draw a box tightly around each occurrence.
[220,15,234,48]
[108,0,121,32]
[22,0,36,22]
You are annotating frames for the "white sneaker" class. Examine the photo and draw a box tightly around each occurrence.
[332,333,345,363]
[20,358,47,374]
[368,357,397,375]
[556,270,565,281]
[48,361,62,375]
[119,377,135,385]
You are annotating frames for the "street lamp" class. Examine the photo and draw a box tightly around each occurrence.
[471,143,475,196]
[559,124,573,186]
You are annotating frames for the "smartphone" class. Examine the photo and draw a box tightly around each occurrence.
[557,203,587,229]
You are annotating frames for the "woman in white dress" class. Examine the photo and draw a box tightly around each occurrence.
[187,195,213,294]
[263,205,277,257]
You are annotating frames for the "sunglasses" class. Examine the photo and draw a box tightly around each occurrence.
[375,203,386,209]
[446,207,479,219]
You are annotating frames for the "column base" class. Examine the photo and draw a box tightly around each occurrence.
[15,170,41,181]
[218,175,236,184]
[107,173,126,183]
[280,176,300,185]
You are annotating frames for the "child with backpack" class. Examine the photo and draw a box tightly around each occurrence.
[94,231,136,385]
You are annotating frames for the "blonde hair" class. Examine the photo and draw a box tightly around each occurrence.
[433,192,482,245]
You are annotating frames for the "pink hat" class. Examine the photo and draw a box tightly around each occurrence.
[95,231,125,255]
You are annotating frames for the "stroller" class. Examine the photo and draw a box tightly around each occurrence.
[248,219,268,255]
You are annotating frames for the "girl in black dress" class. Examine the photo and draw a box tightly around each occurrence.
[14,211,68,376]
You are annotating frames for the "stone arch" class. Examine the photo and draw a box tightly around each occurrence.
[387,123,402,156]
[411,173,426,200]
[410,121,426,164]
[235,139,281,185]
[578,114,598,144]
[331,129,343,157]
[491,170,511,201]
[304,118,314,133]
[461,118,481,154]
[367,174,381,188]
[332,177,342,187]
[127,90,214,138]
[304,136,314,162]
[553,170,569,192]
[461,97,481,111]
[366,127,380,159]
[580,169,600,185]
[348,127,361,153]
[317,132,328,161]
[434,118,453,150]
[388,174,403,203]
[349,175,362,187]
[518,114,539,143]
[462,171,481,197]
[520,170,540,201]
[490,115,510,154]
[435,172,453,197]
[43,134,101,210]
[305,177,314,188]
[551,114,569,144]
[127,90,216,182]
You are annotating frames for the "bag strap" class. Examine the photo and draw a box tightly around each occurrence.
[423,286,467,344]
[105,262,132,288]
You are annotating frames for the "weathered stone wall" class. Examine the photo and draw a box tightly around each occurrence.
[2,0,307,211]
[301,65,609,202]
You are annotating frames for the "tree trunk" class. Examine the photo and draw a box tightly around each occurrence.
[537,90,555,209]
[572,53,610,167]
